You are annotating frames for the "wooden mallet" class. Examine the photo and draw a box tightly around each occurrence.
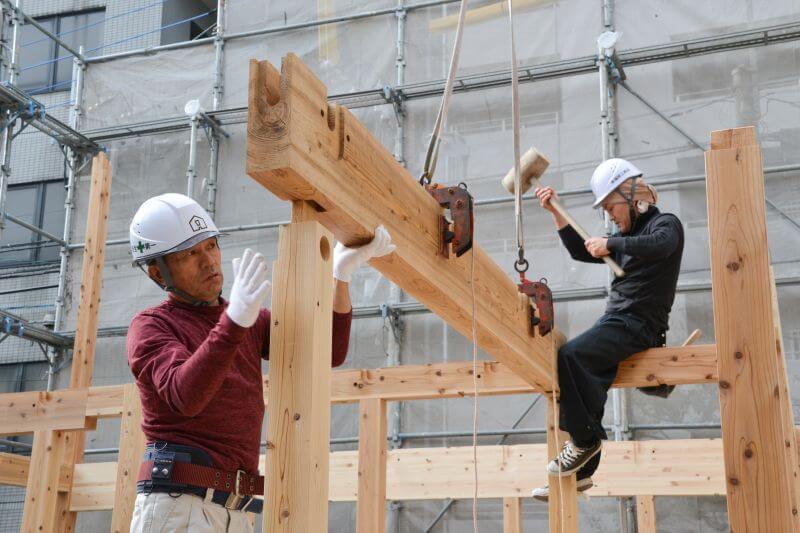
[502,147,625,278]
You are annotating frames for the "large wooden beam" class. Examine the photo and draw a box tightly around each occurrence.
[69,437,731,510]
[246,54,553,390]
[264,219,334,533]
[0,452,71,490]
[706,126,798,531]
[0,390,89,436]
[356,398,387,533]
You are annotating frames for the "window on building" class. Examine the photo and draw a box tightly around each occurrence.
[0,180,66,266]
[18,9,105,94]
[161,0,215,46]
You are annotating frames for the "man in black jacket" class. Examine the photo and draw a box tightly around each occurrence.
[531,158,684,501]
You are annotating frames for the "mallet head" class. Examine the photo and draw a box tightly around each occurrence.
[501,147,550,195]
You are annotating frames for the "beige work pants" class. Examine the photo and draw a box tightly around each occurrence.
[130,492,255,533]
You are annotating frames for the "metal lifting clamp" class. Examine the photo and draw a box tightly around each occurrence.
[518,278,554,337]
[425,182,474,258]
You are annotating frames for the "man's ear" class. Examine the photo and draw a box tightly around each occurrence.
[148,262,165,285]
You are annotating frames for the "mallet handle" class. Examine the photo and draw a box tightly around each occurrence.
[535,179,626,278]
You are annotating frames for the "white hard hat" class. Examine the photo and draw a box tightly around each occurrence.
[129,193,219,266]
[590,158,643,208]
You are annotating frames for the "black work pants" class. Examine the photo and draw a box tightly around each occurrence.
[557,312,661,477]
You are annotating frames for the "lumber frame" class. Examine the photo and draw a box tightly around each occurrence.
[246,54,553,390]
[109,384,146,533]
[503,497,522,533]
[21,430,70,532]
[706,126,799,531]
[0,389,90,436]
[546,395,578,533]
[264,218,334,533]
[636,495,657,533]
[356,398,387,533]
[67,436,735,510]
[19,152,112,533]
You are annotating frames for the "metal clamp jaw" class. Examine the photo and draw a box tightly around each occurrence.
[518,279,554,336]
[425,182,474,258]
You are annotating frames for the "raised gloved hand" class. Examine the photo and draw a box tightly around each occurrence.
[225,248,271,328]
[333,225,396,283]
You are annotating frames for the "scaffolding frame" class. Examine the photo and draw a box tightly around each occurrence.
[0,1,799,531]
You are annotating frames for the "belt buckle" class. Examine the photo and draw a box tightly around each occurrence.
[225,470,246,510]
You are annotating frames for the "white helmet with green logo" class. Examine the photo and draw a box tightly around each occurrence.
[129,193,219,266]
[129,193,221,305]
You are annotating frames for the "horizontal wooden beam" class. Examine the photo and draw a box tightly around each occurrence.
[69,437,730,510]
[0,390,90,436]
[83,344,717,419]
[247,54,554,389]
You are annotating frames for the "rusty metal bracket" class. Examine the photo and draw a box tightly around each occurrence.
[518,279,554,336]
[425,182,474,258]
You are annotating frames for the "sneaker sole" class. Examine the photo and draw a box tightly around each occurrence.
[531,479,594,502]
[548,445,602,477]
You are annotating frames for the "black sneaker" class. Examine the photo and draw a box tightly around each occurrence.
[546,440,602,477]
[638,384,675,398]
[531,475,593,502]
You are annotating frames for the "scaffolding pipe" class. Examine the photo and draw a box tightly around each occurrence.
[61,164,800,251]
[50,48,85,391]
[0,0,86,62]
[207,0,226,219]
[0,0,20,240]
[186,114,199,198]
[2,213,66,245]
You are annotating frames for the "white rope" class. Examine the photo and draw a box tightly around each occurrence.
[470,242,479,533]
[421,0,469,183]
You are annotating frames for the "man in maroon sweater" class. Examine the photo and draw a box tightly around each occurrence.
[126,193,394,532]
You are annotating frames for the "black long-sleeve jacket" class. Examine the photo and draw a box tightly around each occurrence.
[557,206,684,334]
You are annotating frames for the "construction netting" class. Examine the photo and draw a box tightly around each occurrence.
[3,0,800,530]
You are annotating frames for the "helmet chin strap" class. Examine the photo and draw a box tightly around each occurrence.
[617,176,640,232]
[142,257,216,307]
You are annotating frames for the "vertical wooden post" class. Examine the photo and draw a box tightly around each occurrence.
[503,497,522,533]
[636,496,656,533]
[770,268,800,518]
[110,383,146,532]
[18,152,111,533]
[356,398,387,533]
[546,394,578,533]
[264,216,334,533]
[20,430,69,532]
[706,126,798,531]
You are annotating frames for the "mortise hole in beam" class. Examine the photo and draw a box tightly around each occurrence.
[326,104,336,131]
[320,236,331,261]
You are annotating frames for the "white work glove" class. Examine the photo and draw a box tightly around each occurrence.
[333,225,396,283]
[225,248,271,328]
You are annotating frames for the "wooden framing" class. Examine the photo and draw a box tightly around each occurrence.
[636,496,657,533]
[706,127,799,531]
[546,395,578,532]
[20,151,112,533]
[0,390,90,436]
[356,398,387,533]
[264,218,334,532]
[1,53,795,533]
[246,54,554,391]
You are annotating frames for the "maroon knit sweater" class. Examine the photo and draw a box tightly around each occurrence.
[126,295,352,474]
